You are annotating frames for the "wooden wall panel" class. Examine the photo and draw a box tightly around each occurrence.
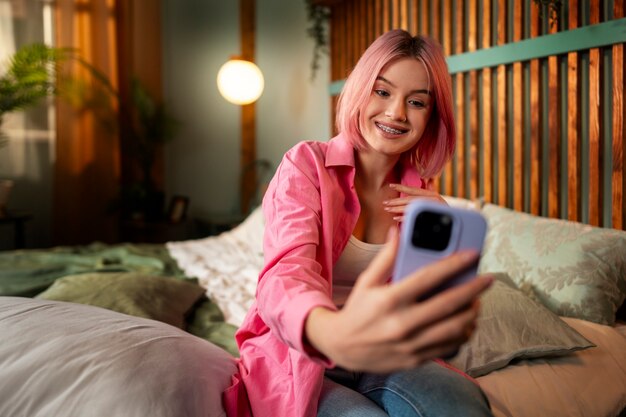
[529,1,541,215]
[567,0,580,222]
[614,0,625,229]
[455,1,466,197]
[589,0,602,226]
[467,0,478,200]
[496,0,507,206]
[482,0,493,204]
[513,0,523,211]
[326,0,626,230]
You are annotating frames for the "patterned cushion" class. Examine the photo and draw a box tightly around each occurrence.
[478,204,626,325]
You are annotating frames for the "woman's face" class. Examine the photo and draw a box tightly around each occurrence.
[359,57,433,157]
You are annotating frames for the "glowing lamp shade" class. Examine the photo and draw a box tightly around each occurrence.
[217,59,264,105]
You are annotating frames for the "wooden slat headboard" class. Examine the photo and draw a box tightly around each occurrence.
[324,0,626,230]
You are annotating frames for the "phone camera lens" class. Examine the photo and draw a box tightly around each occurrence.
[412,211,453,251]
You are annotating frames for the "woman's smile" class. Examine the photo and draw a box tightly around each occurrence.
[375,121,409,136]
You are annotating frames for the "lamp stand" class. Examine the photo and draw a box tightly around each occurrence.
[240,0,257,215]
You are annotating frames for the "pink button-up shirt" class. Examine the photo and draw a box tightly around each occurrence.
[223,134,426,417]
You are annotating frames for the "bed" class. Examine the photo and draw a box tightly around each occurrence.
[0,197,625,417]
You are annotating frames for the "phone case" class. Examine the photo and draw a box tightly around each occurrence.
[391,200,487,295]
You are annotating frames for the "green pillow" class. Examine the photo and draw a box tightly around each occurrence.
[36,272,206,329]
[448,274,595,377]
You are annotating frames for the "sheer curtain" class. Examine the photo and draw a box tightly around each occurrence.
[53,0,121,245]
[53,0,162,245]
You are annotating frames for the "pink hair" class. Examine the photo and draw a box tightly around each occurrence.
[336,30,456,178]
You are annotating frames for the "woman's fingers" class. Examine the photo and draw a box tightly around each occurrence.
[383,185,448,220]
[403,277,490,339]
[409,276,489,326]
[387,183,447,203]
[405,302,479,349]
[383,278,486,341]
[389,250,485,304]
[384,196,439,209]
[387,301,481,365]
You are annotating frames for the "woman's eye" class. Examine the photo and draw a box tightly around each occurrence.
[374,89,389,97]
[409,99,425,108]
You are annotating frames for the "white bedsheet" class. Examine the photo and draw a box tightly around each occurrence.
[167,207,265,326]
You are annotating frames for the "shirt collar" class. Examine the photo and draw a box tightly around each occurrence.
[325,133,424,188]
[325,133,356,168]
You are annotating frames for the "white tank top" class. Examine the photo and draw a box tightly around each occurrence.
[332,235,383,307]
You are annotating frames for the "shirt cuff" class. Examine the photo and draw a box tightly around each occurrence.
[284,292,338,367]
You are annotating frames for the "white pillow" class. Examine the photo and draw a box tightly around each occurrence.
[167,206,265,326]
[442,195,483,210]
[0,297,237,417]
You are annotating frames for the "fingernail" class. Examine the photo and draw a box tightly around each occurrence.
[389,183,398,188]
[382,200,390,205]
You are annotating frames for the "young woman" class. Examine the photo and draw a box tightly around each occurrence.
[223,29,494,417]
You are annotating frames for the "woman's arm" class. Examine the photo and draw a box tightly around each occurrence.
[254,148,338,357]
[305,227,493,373]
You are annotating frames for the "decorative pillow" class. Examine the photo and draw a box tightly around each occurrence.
[0,297,237,417]
[36,272,206,329]
[478,203,626,325]
[448,275,595,377]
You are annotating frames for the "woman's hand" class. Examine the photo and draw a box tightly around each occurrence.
[384,182,447,222]
[305,228,492,373]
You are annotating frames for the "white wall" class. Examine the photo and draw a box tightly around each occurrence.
[256,0,331,167]
[162,0,330,220]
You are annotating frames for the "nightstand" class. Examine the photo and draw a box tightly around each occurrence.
[0,210,33,249]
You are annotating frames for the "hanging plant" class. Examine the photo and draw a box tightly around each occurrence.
[532,0,563,29]
[305,0,331,81]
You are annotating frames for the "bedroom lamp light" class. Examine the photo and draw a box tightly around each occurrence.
[217,59,264,105]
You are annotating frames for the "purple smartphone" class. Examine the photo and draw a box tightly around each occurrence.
[391,200,487,297]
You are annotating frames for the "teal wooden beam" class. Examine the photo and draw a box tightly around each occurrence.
[447,18,626,73]
[328,18,626,96]
[329,80,344,96]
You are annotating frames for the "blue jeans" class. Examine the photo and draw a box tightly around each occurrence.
[317,361,493,417]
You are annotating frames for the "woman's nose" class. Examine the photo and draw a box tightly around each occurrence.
[385,98,407,122]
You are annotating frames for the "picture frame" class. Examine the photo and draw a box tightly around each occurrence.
[167,195,189,223]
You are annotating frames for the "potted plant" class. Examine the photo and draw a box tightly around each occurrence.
[118,77,181,222]
[0,44,70,140]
